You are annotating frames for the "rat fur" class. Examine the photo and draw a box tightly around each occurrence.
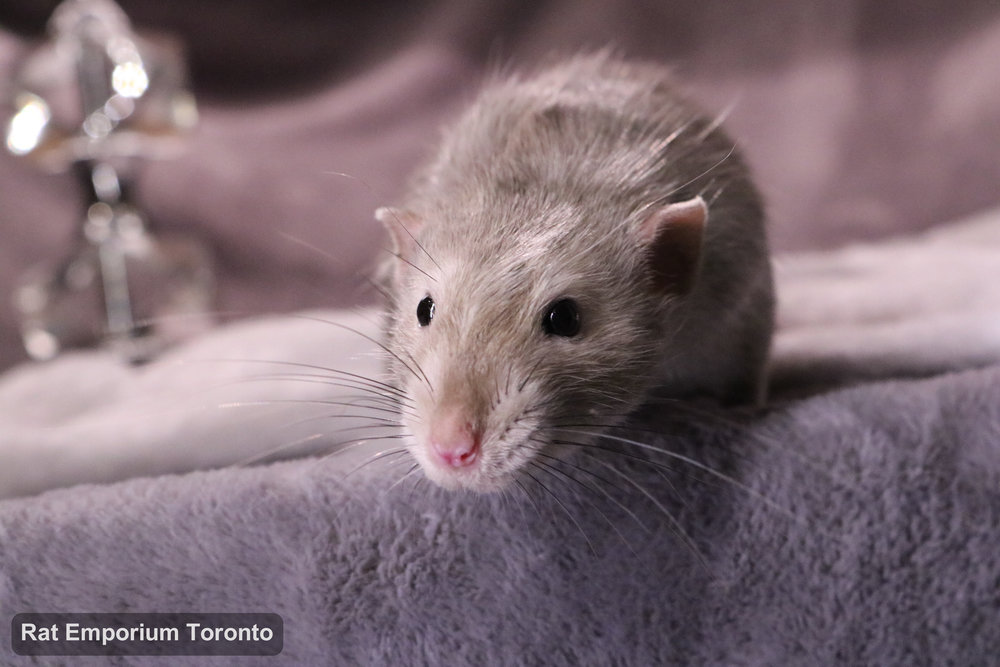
[377,53,774,492]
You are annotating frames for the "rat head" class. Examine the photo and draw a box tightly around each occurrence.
[375,195,707,493]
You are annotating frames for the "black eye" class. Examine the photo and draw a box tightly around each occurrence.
[416,295,435,326]
[542,298,581,337]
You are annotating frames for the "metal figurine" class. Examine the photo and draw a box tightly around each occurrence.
[5,0,212,362]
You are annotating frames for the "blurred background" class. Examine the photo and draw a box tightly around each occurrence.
[1,0,998,372]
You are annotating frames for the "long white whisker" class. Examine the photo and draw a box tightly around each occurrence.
[236,430,406,468]
[232,371,414,406]
[378,206,443,272]
[531,455,641,559]
[554,428,836,536]
[284,313,436,397]
[533,448,650,534]
[590,457,708,570]
[214,399,406,421]
[343,446,411,477]
[276,229,392,300]
[523,464,597,556]
[384,462,423,495]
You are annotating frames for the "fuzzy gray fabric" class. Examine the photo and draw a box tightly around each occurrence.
[1,362,999,665]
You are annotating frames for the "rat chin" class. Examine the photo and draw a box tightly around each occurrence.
[416,454,516,494]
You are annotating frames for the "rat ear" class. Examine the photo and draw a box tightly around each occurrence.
[375,207,424,260]
[638,196,708,295]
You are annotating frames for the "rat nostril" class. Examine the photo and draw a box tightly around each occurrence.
[432,437,479,468]
[441,446,478,468]
[429,419,481,469]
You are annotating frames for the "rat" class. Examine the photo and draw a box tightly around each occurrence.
[375,53,774,493]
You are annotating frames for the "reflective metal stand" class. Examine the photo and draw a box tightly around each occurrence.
[5,0,214,363]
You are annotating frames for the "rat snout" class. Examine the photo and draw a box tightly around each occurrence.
[428,410,481,469]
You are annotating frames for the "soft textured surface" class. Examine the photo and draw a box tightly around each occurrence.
[770,206,1000,394]
[0,308,386,499]
[1,363,999,665]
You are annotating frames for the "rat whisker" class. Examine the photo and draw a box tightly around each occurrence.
[551,415,857,491]
[650,462,689,514]
[589,456,708,570]
[663,142,738,201]
[322,168,443,274]
[530,455,640,560]
[189,356,413,405]
[249,378,406,404]
[231,370,413,406]
[214,399,408,422]
[217,380,413,417]
[523,464,597,556]
[259,386,410,413]
[276,229,392,301]
[497,479,531,526]
[236,429,406,468]
[385,247,438,284]
[512,476,543,518]
[549,433,822,543]
[518,358,545,393]
[532,447,650,533]
[550,437,703,482]
[215,387,417,418]
[233,397,411,426]
[399,349,436,398]
[404,469,430,506]
[499,485,523,520]
[384,462,424,496]
[230,432,328,467]
[546,437,730,491]
[284,313,435,397]
[554,428,834,535]
[323,431,410,452]
[697,98,739,143]
[343,446,412,478]
[334,452,419,525]
[378,206,443,272]
[276,413,402,433]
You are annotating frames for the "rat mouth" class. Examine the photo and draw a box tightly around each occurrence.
[419,448,513,492]
[416,431,541,494]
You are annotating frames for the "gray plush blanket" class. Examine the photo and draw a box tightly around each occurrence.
[1,362,999,665]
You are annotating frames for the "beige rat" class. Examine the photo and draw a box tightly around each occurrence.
[376,54,773,493]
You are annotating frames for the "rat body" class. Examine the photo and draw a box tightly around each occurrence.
[377,54,773,492]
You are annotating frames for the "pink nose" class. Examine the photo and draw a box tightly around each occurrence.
[429,414,481,468]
